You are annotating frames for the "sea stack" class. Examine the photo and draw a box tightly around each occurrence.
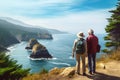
[25,38,52,58]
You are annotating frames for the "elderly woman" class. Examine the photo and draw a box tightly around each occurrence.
[72,32,87,76]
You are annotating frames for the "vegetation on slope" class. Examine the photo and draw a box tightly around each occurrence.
[104,0,120,53]
[0,52,30,80]
[0,27,20,47]
[97,49,120,63]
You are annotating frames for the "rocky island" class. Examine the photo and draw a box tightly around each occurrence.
[26,38,52,59]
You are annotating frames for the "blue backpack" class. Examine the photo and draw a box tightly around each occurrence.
[76,38,85,54]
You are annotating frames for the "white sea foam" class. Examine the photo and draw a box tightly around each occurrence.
[52,57,57,60]
[50,62,71,66]
[7,46,16,54]
[7,46,15,50]
[28,56,57,61]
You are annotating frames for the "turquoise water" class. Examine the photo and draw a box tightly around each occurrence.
[7,33,106,73]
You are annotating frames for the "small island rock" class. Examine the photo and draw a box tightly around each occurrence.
[25,38,52,58]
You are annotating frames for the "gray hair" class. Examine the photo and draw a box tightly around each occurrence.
[88,29,94,34]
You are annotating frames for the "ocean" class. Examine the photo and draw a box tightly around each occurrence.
[7,33,106,73]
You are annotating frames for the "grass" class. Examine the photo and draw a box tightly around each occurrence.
[97,49,120,63]
[39,68,48,74]
[22,67,65,80]
[22,68,49,80]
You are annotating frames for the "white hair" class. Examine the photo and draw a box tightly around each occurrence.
[88,29,94,34]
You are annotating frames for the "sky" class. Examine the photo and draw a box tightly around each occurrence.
[0,0,118,33]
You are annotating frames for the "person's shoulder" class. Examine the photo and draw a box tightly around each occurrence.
[87,35,92,39]
[94,35,98,39]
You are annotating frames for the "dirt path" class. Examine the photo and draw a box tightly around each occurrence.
[72,61,120,80]
[22,61,120,80]
[52,61,120,80]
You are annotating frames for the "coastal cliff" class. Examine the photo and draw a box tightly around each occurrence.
[0,19,53,42]
[0,27,20,48]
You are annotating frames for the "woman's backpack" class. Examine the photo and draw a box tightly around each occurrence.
[76,39,85,54]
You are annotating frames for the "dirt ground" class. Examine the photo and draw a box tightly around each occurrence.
[50,61,120,80]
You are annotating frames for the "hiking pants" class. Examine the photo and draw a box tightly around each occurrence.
[75,53,86,74]
[88,53,96,73]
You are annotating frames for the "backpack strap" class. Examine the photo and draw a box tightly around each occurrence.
[77,38,84,42]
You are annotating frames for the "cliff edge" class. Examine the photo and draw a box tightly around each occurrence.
[23,50,120,80]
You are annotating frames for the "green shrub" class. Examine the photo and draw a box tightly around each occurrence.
[0,52,30,80]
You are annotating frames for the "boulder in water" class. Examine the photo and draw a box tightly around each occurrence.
[25,38,52,58]
[29,42,52,59]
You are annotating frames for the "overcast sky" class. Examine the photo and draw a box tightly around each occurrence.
[0,0,118,33]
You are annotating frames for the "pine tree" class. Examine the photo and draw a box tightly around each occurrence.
[0,52,30,80]
[104,0,120,53]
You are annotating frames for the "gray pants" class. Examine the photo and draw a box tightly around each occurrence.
[88,53,96,73]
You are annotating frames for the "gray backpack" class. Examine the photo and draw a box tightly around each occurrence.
[76,38,85,54]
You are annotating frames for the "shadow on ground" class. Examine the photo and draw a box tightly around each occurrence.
[85,72,120,80]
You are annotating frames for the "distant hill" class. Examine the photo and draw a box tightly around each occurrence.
[46,28,67,34]
[0,17,66,34]
[0,19,53,41]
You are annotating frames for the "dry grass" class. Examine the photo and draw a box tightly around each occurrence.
[49,67,65,75]
[97,49,120,63]
[22,73,49,80]
[109,50,120,61]
[22,67,65,80]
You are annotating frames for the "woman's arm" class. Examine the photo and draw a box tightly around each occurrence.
[72,39,77,58]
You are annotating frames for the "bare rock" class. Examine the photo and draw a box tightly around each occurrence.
[25,38,39,49]
[97,63,106,69]
[60,67,75,77]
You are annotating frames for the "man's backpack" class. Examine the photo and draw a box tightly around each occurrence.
[97,44,101,53]
[76,39,85,54]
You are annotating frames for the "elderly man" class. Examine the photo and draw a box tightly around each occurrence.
[86,29,98,74]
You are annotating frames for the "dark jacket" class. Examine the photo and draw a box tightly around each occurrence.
[86,34,98,54]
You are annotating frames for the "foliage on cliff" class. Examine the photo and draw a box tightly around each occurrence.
[104,0,120,53]
[0,52,30,80]
[0,27,20,47]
